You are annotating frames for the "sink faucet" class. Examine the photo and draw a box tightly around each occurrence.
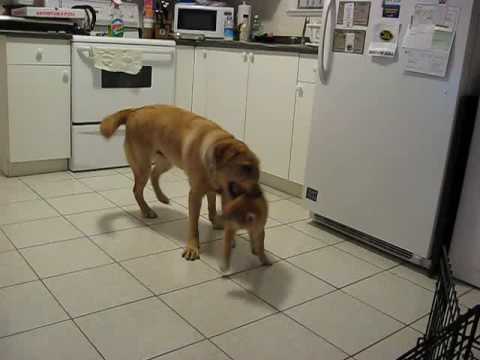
[301,17,310,45]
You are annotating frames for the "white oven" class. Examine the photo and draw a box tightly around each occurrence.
[174,4,234,39]
[70,36,176,171]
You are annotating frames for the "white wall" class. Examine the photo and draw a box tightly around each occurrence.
[229,0,306,36]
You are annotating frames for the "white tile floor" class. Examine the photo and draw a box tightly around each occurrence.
[0,168,478,360]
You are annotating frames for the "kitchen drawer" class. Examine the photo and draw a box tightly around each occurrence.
[298,55,318,83]
[7,38,70,65]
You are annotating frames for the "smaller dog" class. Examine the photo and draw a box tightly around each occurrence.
[220,182,271,272]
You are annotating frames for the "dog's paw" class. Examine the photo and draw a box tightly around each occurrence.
[157,195,170,205]
[143,210,158,219]
[219,259,230,275]
[259,254,273,267]
[182,246,200,261]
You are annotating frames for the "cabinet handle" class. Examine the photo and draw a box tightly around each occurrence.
[202,50,207,59]
[249,53,255,63]
[313,67,318,74]
[62,70,69,83]
[36,48,43,61]
[296,84,304,97]
[242,52,248,62]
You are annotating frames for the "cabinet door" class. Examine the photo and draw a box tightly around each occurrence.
[245,52,299,178]
[7,65,71,162]
[175,46,195,111]
[192,48,249,140]
[290,82,315,185]
[205,49,249,139]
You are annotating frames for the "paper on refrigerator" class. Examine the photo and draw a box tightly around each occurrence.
[402,3,459,77]
[368,22,400,57]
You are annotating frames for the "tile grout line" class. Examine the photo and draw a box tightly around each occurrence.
[0,221,108,360]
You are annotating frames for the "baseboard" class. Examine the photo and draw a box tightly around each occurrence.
[260,172,303,197]
[2,159,68,177]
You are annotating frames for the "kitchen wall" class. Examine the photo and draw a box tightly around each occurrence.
[228,0,306,36]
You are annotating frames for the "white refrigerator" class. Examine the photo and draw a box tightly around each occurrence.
[450,107,480,287]
[304,0,480,267]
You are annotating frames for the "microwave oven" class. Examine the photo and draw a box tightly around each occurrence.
[174,4,234,39]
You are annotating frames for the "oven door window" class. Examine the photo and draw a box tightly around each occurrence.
[178,9,217,31]
[101,66,152,88]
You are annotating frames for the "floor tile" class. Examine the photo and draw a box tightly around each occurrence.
[261,185,291,200]
[410,315,429,333]
[115,167,131,175]
[390,265,437,291]
[125,170,182,183]
[99,187,157,207]
[172,195,221,215]
[45,263,151,317]
[21,238,112,278]
[200,238,278,276]
[0,321,101,360]
[268,199,310,223]
[291,220,345,245]
[76,298,202,360]
[48,193,115,215]
[2,217,83,249]
[455,281,473,296]
[79,174,132,192]
[344,272,433,323]
[0,230,14,253]
[355,327,420,360]
[213,313,347,360]
[286,291,403,355]
[28,179,92,199]
[0,181,38,204]
[232,261,334,310]
[154,180,191,198]
[91,227,178,261]
[123,250,219,294]
[124,202,187,225]
[169,168,188,180]
[258,225,328,259]
[66,208,143,236]
[461,288,480,308]
[151,218,223,246]
[0,200,58,225]
[0,250,37,287]
[289,247,383,288]
[0,281,68,337]
[155,340,228,360]
[161,279,275,337]
[70,169,120,179]
[335,241,399,270]
[21,172,73,185]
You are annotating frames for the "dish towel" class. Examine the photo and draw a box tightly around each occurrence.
[92,48,143,75]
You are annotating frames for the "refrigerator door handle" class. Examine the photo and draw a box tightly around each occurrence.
[318,0,336,83]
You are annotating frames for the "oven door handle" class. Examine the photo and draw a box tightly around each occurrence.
[76,46,174,60]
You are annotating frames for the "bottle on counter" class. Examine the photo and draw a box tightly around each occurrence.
[108,0,124,37]
[239,14,250,41]
[251,14,263,40]
[224,10,234,40]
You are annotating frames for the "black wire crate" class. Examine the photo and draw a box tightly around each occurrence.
[397,247,480,360]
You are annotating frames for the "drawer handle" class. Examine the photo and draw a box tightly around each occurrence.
[62,70,69,83]
[249,53,255,63]
[36,48,44,61]
[242,52,248,62]
[296,84,304,97]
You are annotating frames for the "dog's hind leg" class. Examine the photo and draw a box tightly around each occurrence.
[125,142,157,219]
[150,154,172,204]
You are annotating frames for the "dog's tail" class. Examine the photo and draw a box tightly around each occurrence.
[100,109,135,138]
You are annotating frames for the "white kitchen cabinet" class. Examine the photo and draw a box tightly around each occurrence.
[7,65,71,162]
[290,82,315,184]
[192,47,249,139]
[0,37,71,175]
[175,46,195,111]
[245,52,299,179]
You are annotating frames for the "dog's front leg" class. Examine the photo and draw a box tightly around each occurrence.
[207,192,224,230]
[182,189,203,261]
[249,229,272,266]
[220,225,236,274]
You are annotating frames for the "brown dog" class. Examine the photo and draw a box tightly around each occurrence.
[100,105,269,267]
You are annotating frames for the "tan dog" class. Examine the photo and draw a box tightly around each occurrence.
[100,105,268,266]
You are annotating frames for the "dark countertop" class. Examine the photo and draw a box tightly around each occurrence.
[0,30,72,40]
[176,38,318,55]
